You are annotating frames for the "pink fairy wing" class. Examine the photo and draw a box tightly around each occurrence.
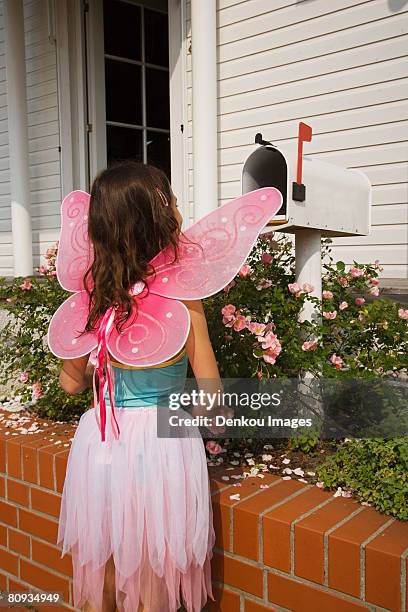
[148,187,283,300]
[47,291,97,359]
[108,293,190,367]
[56,190,93,292]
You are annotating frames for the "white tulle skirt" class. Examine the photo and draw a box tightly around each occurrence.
[57,406,215,612]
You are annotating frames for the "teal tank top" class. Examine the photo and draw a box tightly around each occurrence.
[105,351,188,408]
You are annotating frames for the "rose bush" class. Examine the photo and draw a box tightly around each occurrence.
[0,235,407,518]
[0,244,92,421]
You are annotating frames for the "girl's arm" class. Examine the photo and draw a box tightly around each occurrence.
[182,299,221,381]
[181,299,232,432]
[59,353,92,395]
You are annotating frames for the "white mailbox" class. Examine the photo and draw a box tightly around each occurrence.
[242,128,371,237]
[242,123,372,323]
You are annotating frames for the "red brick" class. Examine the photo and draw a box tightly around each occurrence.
[0,476,5,498]
[0,572,6,590]
[0,439,5,472]
[0,524,6,546]
[268,571,367,611]
[8,528,30,557]
[365,520,408,612]
[20,559,70,603]
[7,479,29,506]
[38,448,55,490]
[212,551,263,597]
[263,486,331,572]
[212,474,279,554]
[0,548,18,575]
[205,584,240,612]
[0,500,17,527]
[245,599,280,611]
[31,488,61,518]
[55,451,70,493]
[328,507,390,597]
[8,577,29,591]
[234,479,306,560]
[19,508,58,544]
[22,446,38,484]
[32,539,72,577]
[294,497,360,584]
[212,496,231,551]
[7,441,22,479]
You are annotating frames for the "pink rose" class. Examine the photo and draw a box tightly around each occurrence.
[355,297,365,306]
[339,301,348,311]
[221,304,236,316]
[263,350,278,364]
[261,333,282,364]
[398,308,408,320]
[19,279,32,291]
[256,279,273,290]
[206,441,223,455]
[32,381,43,400]
[322,290,333,299]
[338,276,349,287]
[323,311,337,320]
[288,283,302,295]
[19,371,29,383]
[302,283,314,294]
[257,371,263,380]
[330,354,343,369]
[302,340,318,351]
[370,278,379,286]
[38,264,47,275]
[350,267,364,278]
[239,264,252,278]
[223,280,236,293]
[261,252,273,264]
[369,287,380,297]
[233,314,249,331]
[248,322,266,335]
[259,331,281,352]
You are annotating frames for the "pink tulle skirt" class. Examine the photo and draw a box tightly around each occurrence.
[57,406,215,611]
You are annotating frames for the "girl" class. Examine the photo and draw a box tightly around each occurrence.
[57,162,224,612]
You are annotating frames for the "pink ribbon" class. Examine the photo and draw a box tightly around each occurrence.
[92,305,121,442]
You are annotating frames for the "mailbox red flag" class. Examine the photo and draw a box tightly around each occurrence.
[297,122,313,185]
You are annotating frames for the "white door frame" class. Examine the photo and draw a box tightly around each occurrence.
[168,0,188,219]
[85,0,107,182]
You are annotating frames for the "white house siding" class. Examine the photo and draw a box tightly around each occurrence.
[186,0,408,279]
[0,1,11,276]
[24,0,61,273]
[0,0,61,276]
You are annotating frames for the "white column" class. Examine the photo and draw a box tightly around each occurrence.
[295,229,322,322]
[4,0,33,276]
[191,0,218,218]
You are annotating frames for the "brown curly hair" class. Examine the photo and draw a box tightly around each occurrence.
[82,161,181,334]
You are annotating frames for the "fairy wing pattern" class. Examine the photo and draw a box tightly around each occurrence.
[48,186,282,367]
[148,187,283,300]
[56,190,93,292]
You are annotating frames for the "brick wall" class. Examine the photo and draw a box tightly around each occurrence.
[209,471,408,612]
[0,410,407,612]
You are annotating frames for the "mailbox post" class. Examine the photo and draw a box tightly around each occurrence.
[242,123,371,323]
